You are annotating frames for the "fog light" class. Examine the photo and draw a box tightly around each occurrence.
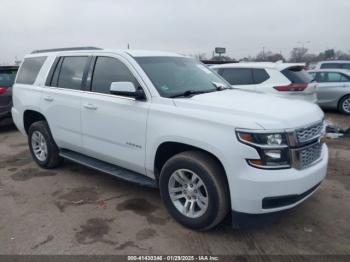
[264,150,282,159]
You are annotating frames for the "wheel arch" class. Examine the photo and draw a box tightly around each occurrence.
[23,110,48,135]
[153,141,228,182]
[338,93,350,110]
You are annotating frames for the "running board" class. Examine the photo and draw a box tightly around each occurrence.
[59,149,157,188]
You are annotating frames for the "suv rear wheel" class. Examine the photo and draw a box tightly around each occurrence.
[28,121,63,169]
[339,95,350,115]
[159,151,229,230]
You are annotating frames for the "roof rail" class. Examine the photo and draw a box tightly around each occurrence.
[31,47,103,54]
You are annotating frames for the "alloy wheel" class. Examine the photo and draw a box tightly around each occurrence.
[168,169,209,218]
[342,98,350,113]
[31,131,48,162]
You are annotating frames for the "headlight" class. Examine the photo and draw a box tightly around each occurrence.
[236,131,291,169]
[237,132,288,147]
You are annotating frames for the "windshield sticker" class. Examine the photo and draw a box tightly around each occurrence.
[196,64,212,74]
[160,85,170,91]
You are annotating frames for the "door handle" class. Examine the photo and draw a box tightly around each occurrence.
[83,103,98,110]
[43,96,54,102]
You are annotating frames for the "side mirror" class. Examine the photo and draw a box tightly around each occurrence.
[110,82,146,100]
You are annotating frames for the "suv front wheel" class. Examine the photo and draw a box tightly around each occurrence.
[159,151,229,231]
[28,121,62,169]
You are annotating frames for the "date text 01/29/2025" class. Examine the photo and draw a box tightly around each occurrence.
[127,255,219,261]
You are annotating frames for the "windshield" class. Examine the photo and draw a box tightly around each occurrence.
[135,56,229,98]
[0,69,17,87]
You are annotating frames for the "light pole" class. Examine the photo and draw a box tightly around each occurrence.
[262,46,266,61]
[297,41,311,49]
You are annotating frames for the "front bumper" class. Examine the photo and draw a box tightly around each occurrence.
[229,144,328,214]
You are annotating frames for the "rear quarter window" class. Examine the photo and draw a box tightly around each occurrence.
[16,57,47,85]
[219,68,254,85]
[252,69,269,84]
[281,67,312,84]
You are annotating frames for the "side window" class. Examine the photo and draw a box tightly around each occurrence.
[318,72,349,83]
[56,57,89,90]
[16,56,47,85]
[50,58,63,87]
[318,72,328,83]
[252,69,269,84]
[91,57,139,94]
[327,72,347,82]
[342,63,350,70]
[340,74,350,82]
[220,68,254,85]
[320,63,341,69]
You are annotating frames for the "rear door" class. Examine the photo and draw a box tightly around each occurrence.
[42,55,90,152]
[315,71,350,107]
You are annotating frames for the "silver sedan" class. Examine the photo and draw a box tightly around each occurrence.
[308,69,350,115]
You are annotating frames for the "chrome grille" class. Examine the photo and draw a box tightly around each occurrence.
[295,121,323,144]
[295,142,322,169]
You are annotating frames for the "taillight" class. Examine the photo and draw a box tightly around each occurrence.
[273,83,308,92]
[0,86,8,95]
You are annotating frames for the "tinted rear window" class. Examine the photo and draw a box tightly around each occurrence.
[0,69,18,87]
[281,67,312,83]
[16,57,47,85]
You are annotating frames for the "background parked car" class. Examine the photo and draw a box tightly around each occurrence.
[313,60,350,70]
[211,62,317,103]
[308,69,350,115]
[0,66,19,121]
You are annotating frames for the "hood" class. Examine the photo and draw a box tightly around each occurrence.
[173,90,324,130]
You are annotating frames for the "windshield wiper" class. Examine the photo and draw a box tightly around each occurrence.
[170,90,215,98]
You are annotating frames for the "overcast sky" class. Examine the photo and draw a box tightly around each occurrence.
[1,0,349,64]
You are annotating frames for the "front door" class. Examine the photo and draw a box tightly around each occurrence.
[81,56,149,175]
[316,71,350,107]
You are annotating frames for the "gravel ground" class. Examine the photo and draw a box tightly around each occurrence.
[0,113,349,255]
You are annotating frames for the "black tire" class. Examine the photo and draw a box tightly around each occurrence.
[159,151,230,231]
[28,121,63,169]
[339,95,350,115]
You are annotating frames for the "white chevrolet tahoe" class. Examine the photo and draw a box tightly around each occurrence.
[12,47,328,230]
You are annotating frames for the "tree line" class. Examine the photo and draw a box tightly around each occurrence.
[193,48,350,64]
